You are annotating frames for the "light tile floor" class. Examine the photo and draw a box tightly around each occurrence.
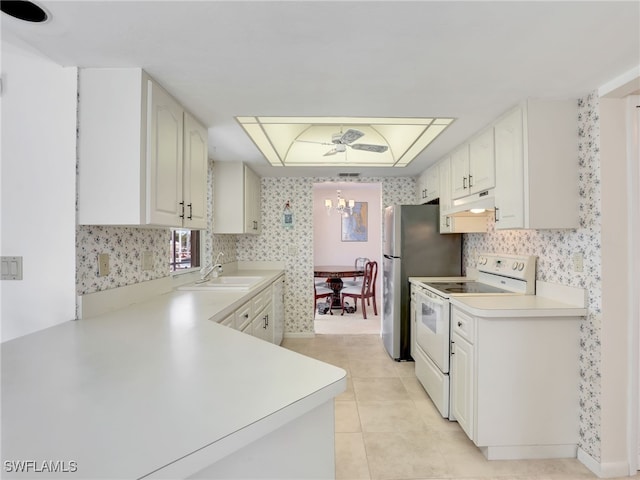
[281,334,639,480]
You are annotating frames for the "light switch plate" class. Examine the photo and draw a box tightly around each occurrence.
[142,251,153,271]
[98,253,110,277]
[1,256,23,280]
[572,253,584,273]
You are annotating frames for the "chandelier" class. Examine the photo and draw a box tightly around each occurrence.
[325,190,354,216]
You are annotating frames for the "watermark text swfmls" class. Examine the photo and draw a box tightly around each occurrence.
[4,460,78,473]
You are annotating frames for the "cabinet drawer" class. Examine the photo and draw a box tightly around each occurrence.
[252,286,272,313]
[452,308,475,344]
[235,301,253,331]
[219,313,235,329]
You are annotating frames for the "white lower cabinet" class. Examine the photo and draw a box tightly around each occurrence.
[222,275,284,345]
[450,306,582,460]
[450,329,474,439]
[272,276,285,345]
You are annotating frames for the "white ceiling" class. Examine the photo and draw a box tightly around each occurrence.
[3,1,639,178]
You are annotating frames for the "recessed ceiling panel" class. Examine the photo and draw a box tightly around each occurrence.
[236,116,455,168]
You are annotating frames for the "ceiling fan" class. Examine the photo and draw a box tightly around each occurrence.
[296,128,389,157]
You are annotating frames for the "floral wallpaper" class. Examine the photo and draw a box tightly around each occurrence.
[464,92,602,460]
[76,158,235,296]
[75,94,602,462]
[236,176,416,334]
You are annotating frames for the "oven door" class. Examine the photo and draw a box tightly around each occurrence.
[415,287,450,373]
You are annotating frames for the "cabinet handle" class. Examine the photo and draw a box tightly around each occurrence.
[450,341,455,355]
[469,175,473,187]
[458,321,463,327]
[463,177,468,189]
[187,203,193,220]
[445,216,450,227]
[244,313,249,319]
[179,201,185,219]
[495,206,500,222]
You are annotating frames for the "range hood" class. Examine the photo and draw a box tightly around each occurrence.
[444,188,495,216]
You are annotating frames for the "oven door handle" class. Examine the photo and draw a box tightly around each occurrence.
[417,290,446,307]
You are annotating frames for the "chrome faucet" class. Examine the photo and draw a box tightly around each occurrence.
[200,252,224,281]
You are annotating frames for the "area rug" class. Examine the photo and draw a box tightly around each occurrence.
[314,307,381,335]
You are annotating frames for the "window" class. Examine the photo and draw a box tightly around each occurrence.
[170,229,200,272]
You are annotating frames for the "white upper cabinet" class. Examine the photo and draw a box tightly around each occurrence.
[451,128,495,200]
[417,164,440,204]
[243,165,262,234]
[494,100,578,230]
[438,156,454,232]
[450,144,470,200]
[183,113,208,229]
[78,68,208,228]
[147,80,184,226]
[468,128,495,194]
[213,162,261,234]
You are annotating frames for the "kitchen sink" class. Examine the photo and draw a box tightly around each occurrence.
[178,276,262,291]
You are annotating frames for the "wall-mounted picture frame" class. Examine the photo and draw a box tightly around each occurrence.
[341,202,368,242]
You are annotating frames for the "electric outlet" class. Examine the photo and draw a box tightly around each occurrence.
[572,253,584,273]
[98,253,110,277]
[142,251,154,271]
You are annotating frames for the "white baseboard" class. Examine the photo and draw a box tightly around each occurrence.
[481,444,577,460]
[283,332,315,339]
[578,447,633,478]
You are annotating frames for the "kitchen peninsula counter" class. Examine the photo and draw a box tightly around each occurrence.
[1,268,346,479]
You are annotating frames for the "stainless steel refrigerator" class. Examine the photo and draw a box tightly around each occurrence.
[382,205,462,360]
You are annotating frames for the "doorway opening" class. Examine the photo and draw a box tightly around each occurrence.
[312,182,382,334]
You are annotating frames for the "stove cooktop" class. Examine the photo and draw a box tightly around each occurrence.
[424,281,512,295]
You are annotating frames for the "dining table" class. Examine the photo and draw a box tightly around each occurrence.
[314,265,365,310]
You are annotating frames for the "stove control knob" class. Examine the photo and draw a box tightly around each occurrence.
[518,262,525,271]
[512,261,518,270]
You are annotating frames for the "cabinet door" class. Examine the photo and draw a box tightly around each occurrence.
[251,307,272,342]
[243,166,261,234]
[272,278,285,345]
[183,113,208,229]
[425,164,440,202]
[468,128,495,194]
[416,171,427,204]
[438,157,453,232]
[147,80,184,226]
[450,145,470,200]
[451,332,474,440]
[494,107,525,229]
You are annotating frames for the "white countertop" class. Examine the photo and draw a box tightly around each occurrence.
[450,295,587,317]
[1,269,346,478]
[409,276,587,318]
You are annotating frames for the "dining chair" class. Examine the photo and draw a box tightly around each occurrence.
[342,257,369,289]
[314,282,334,315]
[341,260,378,319]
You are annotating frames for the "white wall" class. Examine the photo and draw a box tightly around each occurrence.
[1,40,77,341]
[599,97,632,474]
[313,183,381,266]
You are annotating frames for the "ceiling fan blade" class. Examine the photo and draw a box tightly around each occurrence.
[295,139,333,146]
[323,148,338,156]
[350,143,389,153]
[340,129,365,144]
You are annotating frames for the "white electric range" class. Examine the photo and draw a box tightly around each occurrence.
[410,253,537,419]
